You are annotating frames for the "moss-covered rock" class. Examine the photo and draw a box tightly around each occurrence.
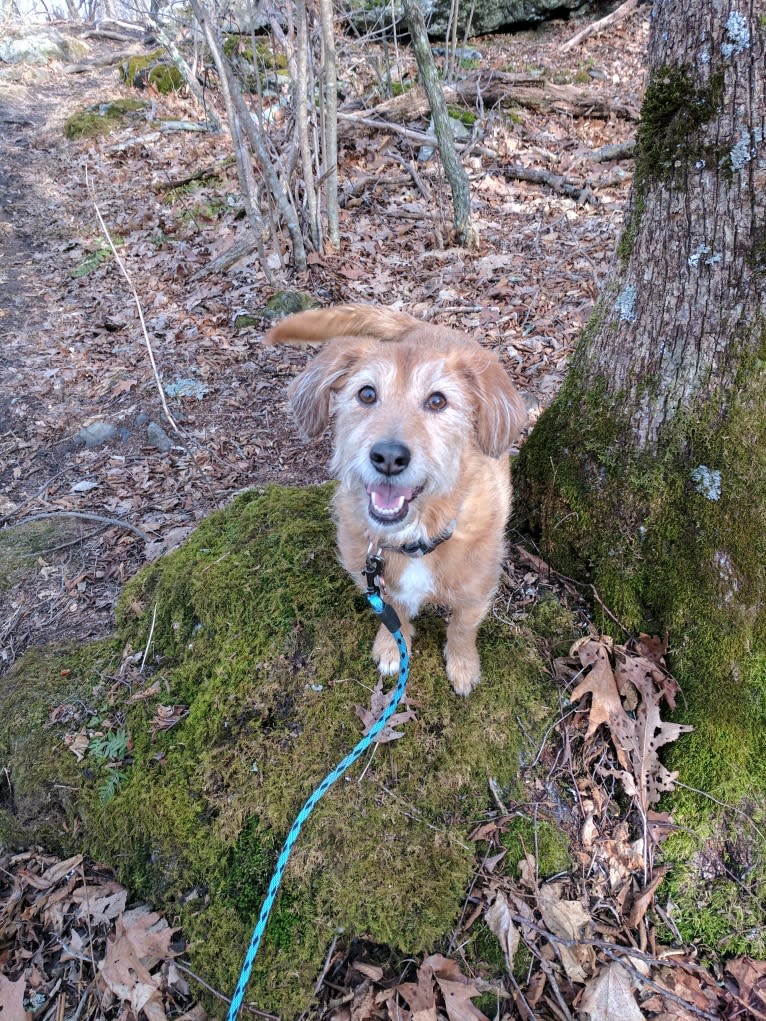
[121,49,183,94]
[235,290,321,329]
[63,98,150,140]
[1,484,555,1018]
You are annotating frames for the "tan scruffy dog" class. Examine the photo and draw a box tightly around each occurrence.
[266,305,526,696]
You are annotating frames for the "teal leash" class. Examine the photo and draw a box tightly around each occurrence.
[226,553,408,1021]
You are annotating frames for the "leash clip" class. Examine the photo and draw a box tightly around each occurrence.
[363,548,385,596]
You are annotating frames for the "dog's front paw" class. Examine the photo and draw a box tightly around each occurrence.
[373,625,404,676]
[444,644,481,696]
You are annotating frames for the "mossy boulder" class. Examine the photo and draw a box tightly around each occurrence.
[0,484,556,1018]
[234,290,321,329]
[121,49,183,94]
[63,98,150,140]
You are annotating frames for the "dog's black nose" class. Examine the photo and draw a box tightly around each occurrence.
[370,441,411,476]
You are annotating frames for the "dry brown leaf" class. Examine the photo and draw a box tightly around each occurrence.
[578,961,645,1021]
[0,976,30,1021]
[352,961,385,983]
[64,729,90,761]
[426,956,490,1021]
[99,917,162,1015]
[627,867,669,928]
[615,655,693,807]
[536,882,595,983]
[572,639,692,810]
[570,639,630,769]
[485,891,520,967]
[355,678,417,743]
[725,957,766,1015]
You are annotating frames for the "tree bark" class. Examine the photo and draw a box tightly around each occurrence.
[318,0,339,249]
[515,0,766,951]
[295,0,321,249]
[401,0,475,247]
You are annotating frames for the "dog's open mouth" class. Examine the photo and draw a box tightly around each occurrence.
[366,482,420,525]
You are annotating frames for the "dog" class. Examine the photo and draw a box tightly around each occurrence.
[265,305,526,695]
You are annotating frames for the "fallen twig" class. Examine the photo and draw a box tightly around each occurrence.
[561,0,641,52]
[85,169,180,435]
[8,512,150,543]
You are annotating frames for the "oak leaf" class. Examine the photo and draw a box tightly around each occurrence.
[355,679,417,743]
[536,882,595,983]
[579,961,645,1021]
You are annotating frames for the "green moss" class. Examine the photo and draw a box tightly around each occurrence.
[236,290,321,328]
[223,34,286,71]
[526,596,580,659]
[71,237,123,277]
[500,816,571,879]
[388,80,415,97]
[0,641,122,850]
[514,320,766,956]
[2,484,556,1017]
[63,98,149,139]
[634,64,724,188]
[121,49,183,94]
[619,63,725,259]
[447,104,477,127]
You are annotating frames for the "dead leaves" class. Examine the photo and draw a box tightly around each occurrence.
[578,960,644,1021]
[356,678,418,743]
[0,850,204,1021]
[567,636,692,814]
[324,954,490,1021]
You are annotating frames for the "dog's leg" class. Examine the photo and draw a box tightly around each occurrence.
[444,602,488,696]
[372,610,412,676]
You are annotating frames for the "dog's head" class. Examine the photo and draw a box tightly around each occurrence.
[267,307,526,534]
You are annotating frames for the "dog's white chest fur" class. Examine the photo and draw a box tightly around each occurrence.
[393,558,434,617]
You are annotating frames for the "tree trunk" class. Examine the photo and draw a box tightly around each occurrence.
[401,0,475,247]
[295,0,321,249]
[318,0,339,249]
[515,0,766,950]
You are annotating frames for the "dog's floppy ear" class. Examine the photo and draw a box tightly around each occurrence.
[462,354,527,457]
[288,340,365,438]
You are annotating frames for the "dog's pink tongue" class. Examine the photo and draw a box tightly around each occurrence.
[366,482,413,509]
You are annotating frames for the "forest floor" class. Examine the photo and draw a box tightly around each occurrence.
[0,8,642,671]
[7,8,765,1021]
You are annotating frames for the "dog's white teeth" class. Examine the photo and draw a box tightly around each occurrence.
[372,494,405,515]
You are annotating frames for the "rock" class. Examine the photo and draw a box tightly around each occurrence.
[418,114,472,162]
[345,0,587,38]
[234,290,321,328]
[164,378,210,400]
[146,421,173,451]
[75,421,117,448]
[63,98,150,140]
[0,27,87,66]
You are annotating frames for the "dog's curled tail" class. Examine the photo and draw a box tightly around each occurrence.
[264,304,419,345]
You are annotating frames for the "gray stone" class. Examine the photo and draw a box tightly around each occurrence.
[146,421,173,452]
[345,0,587,38]
[0,27,87,66]
[75,421,117,448]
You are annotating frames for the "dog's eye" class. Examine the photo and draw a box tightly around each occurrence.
[425,391,448,412]
[357,385,377,406]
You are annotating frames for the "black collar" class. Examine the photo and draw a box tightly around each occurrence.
[382,521,456,558]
